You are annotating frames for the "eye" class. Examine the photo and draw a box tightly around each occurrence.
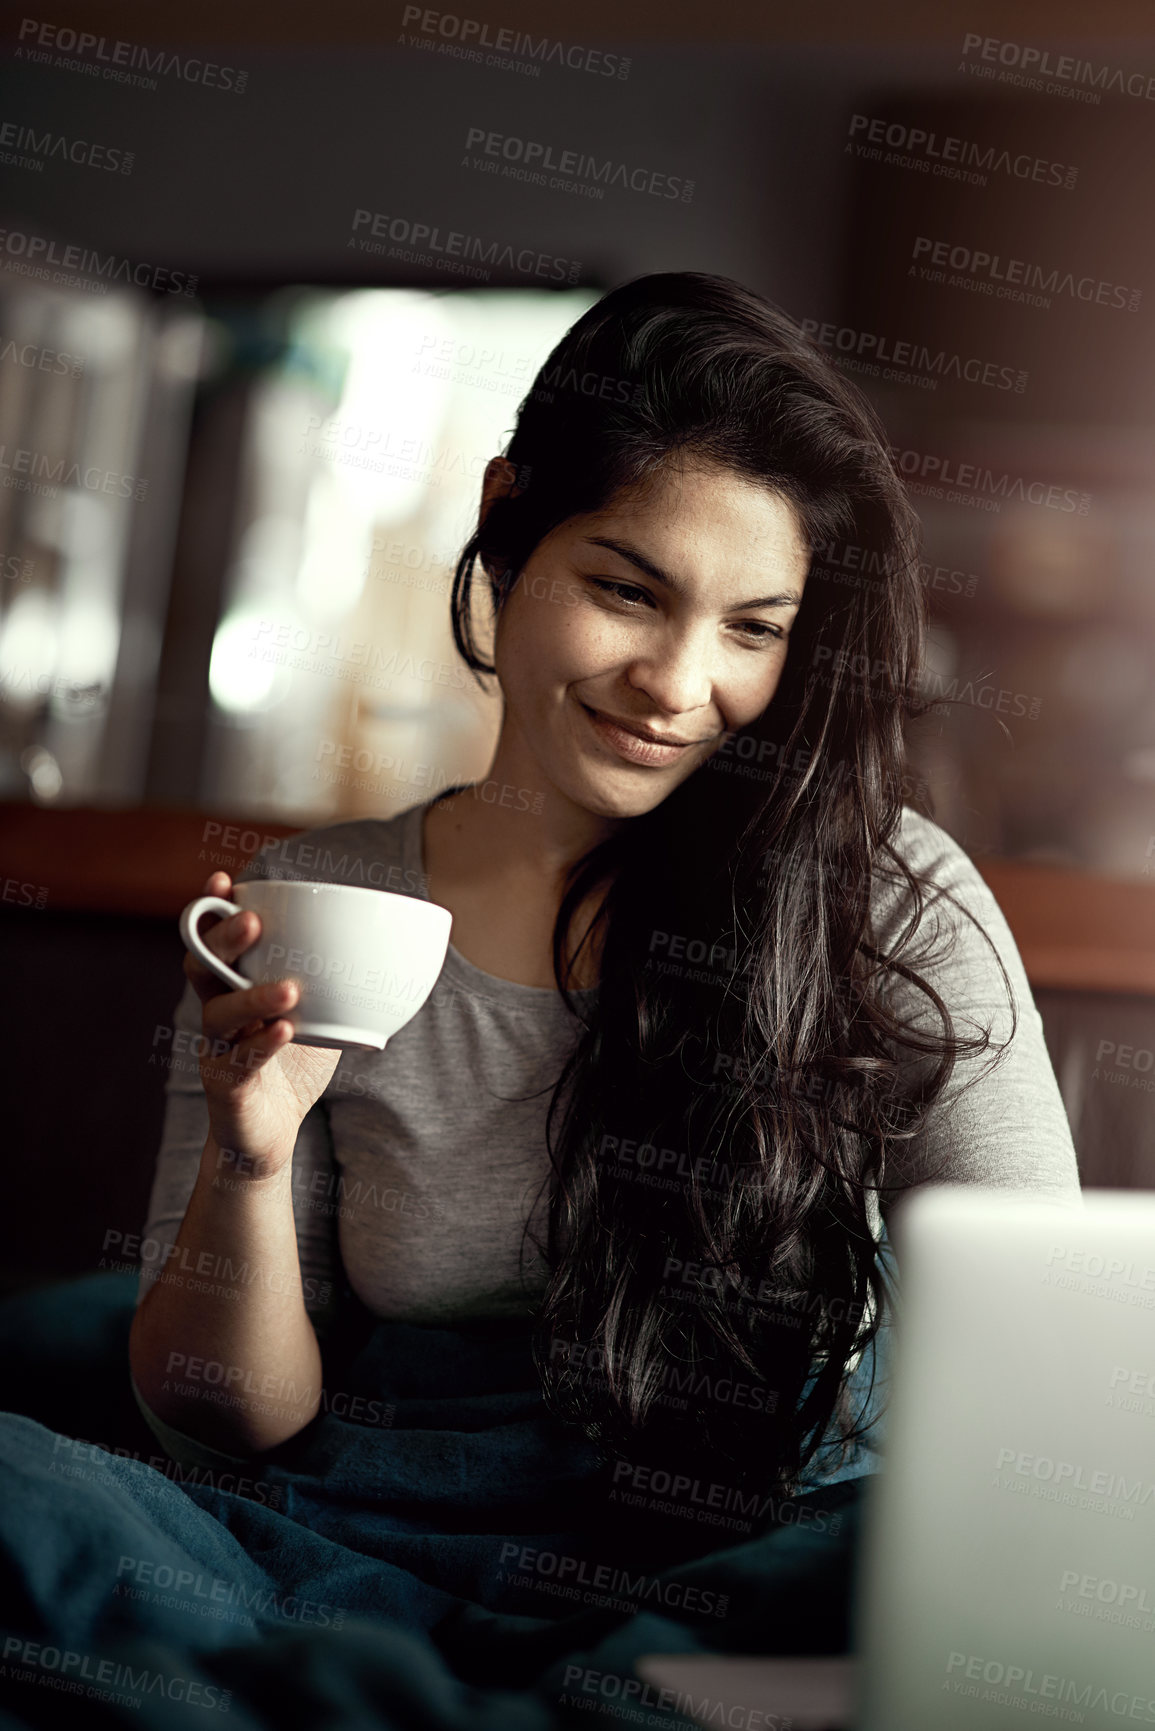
[734,621,785,644]
[586,576,654,608]
[585,576,786,645]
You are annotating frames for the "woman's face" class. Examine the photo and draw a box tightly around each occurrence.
[490,460,812,821]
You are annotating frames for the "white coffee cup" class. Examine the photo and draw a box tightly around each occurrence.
[178,880,453,1051]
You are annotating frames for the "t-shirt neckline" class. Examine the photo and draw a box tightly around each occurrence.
[401,788,599,1008]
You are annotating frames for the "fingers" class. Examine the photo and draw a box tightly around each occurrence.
[195,1012,296,1095]
[209,1016,296,1081]
[193,978,300,1091]
[203,977,298,1045]
[183,873,263,1004]
[182,869,300,1079]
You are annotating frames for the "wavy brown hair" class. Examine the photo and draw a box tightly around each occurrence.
[448,271,1014,1502]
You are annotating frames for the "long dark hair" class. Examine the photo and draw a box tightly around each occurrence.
[448,271,1014,1501]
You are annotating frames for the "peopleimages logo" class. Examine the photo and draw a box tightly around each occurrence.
[944,1650,1155,1721]
[560,1663,789,1729]
[808,538,979,599]
[0,443,147,500]
[248,618,466,689]
[0,337,84,376]
[911,235,1142,314]
[993,1445,1152,1523]
[609,1460,845,1535]
[462,127,694,202]
[1059,1567,1155,1614]
[800,317,1027,393]
[349,207,582,284]
[50,1431,284,1509]
[0,118,134,174]
[548,1336,776,1413]
[847,113,1077,190]
[15,17,248,93]
[115,1554,347,1628]
[960,33,1155,105]
[497,1542,729,1618]
[399,7,631,79]
[0,226,197,296]
[1,1637,231,1713]
[887,444,1091,515]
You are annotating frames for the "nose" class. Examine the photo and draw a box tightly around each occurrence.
[624,620,716,720]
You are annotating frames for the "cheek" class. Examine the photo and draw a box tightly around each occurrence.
[494,586,590,693]
[722,652,789,724]
[503,588,617,680]
[564,608,635,671]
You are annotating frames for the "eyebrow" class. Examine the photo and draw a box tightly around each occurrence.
[580,535,803,611]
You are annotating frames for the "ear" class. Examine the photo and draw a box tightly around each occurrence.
[478,456,524,580]
[479,456,524,525]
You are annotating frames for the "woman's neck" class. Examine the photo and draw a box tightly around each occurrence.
[441,770,617,874]
[422,781,616,991]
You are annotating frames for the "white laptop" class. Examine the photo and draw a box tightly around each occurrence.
[640,1186,1155,1731]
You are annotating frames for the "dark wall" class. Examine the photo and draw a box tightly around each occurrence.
[0,41,979,318]
[0,905,185,1297]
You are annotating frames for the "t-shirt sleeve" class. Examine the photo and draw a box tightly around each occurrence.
[870,808,1084,1233]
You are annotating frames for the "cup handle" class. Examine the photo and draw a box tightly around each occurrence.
[179,896,252,992]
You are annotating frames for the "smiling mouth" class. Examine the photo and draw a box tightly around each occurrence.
[580,702,713,767]
[583,706,701,747]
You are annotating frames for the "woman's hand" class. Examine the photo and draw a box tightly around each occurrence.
[184,870,341,1177]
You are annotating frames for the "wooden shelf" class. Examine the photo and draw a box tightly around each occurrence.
[974,857,1155,997]
[0,802,300,920]
[4,801,1155,995]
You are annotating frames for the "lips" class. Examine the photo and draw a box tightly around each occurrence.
[581,703,698,767]
[593,709,695,746]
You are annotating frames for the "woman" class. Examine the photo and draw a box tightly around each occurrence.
[129,270,1081,1518]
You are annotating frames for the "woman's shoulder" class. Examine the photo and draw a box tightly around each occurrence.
[232,801,430,899]
[878,802,981,883]
[870,811,1081,1206]
[869,804,1016,975]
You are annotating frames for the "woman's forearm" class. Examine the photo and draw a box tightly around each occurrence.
[128,1134,323,1455]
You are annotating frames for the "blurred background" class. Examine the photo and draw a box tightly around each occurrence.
[2,0,1155,1292]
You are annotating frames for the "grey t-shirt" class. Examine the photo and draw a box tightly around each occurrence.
[134,795,1082,1461]
[139,792,599,1333]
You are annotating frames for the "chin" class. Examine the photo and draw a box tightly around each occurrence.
[565,765,687,822]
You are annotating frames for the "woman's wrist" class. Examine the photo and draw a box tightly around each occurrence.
[199,1135,295,1193]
